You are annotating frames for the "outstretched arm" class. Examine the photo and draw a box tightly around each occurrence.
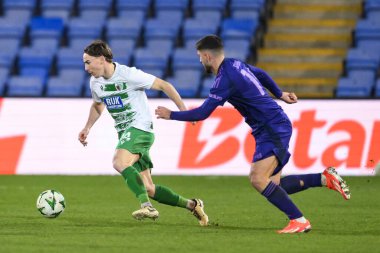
[78,101,105,146]
[155,98,219,122]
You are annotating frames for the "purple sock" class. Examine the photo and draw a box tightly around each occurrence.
[280,174,322,194]
[261,181,303,220]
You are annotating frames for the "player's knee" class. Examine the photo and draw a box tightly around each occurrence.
[112,158,133,173]
[249,171,264,190]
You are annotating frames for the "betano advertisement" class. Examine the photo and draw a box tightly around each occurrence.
[0,98,379,176]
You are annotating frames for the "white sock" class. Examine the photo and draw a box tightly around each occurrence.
[321,174,327,186]
[295,216,307,223]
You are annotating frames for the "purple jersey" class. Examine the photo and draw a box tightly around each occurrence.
[171,58,288,136]
[171,58,292,170]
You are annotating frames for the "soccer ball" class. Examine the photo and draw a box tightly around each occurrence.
[36,190,66,218]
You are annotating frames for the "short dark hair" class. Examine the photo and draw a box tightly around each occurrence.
[84,40,113,63]
[196,35,223,51]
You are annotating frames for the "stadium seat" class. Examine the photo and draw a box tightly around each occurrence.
[348,70,376,87]
[116,0,151,12]
[335,78,373,97]
[67,18,104,40]
[29,17,64,40]
[48,69,86,97]
[106,18,143,41]
[0,19,27,39]
[183,19,219,41]
[144,18,181,41]
[3,0,36,10]
[156,10,184,24]
[166,70,202,97]
[20,67,49,86]
[230,0,265,13]
[0,39,20,68]
[155,0,189,11]
[200,77,214,97]
[192,0,227,11]
[18,47,54,70]
[3,9,32,24]
[221,18,258,40]
[7,76,44,97]
[117,10,146,22]
[355,19,380,44]
[365,0,380,20]
[224,39,251,61]
[32,38,60,53]
[172,48,202,70]
[146,39,174,56]
[231,10,260,22]
[134,47,170,71]
[78,0,113,10]
[109,38,136,52]
[57,47,85,69]
[80,10,108,21]
[194,10,222,25]
[41,0,74,22]
[346,48,379,71]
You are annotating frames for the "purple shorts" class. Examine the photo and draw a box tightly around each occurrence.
[252,118,292,176]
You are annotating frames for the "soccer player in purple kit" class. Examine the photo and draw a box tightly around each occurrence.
[155,35,351,233]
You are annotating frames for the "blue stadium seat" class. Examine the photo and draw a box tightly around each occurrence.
[0,39,20,68]
[224,39,251,60]
[0,67,10,96]
[47,69,86,97]
[0,19,27,39]
[134,47,170,71]
[84,77,92,97]
[4,9,32,24]
[194,10,222,25]
[46,77,83,97]
[336,78,373,97]
[18,47,55,70]
[78,0,113,10]
[80,10,108,21]
[109,38,136,52]
[57,47,85,69]
[348,70,376,87]
[69,38,93,49]
[365,0,380,20]
[193,0,227,11]
[32,38,60,53]
[3,0,36,10]
[156,10,184,24]
[200,77,214,98]
[357,40,380,62]
[230,0,265,13]
[7,76,44,97]
[144,18,181,41]
[20,67,49,86]
[146,39,174,56]
[231,10,260,21]
[155,0,189,11]
[42,10,71,23]
[221,18,258,40]
[117,10,145,21]
[29,17,64,40]
[355,19,380,44]
[41,0,74,22]
[116,0,151,12]
[346,48,379,71]
[106,18,143,41]
[172,48,202,71]
[183,19,219,41]
[166,70,202,97]
[68,18,104,40]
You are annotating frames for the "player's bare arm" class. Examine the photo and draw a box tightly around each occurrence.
[78,101,105,146]
[280,92,298,104]
[151,78,187,111]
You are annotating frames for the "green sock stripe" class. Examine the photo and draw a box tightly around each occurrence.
[121,166,149,204]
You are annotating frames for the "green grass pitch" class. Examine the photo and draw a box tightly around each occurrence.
[0,175,379,253]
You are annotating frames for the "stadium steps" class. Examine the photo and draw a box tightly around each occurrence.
[257,0,362,98]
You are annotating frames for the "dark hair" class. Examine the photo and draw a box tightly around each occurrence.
[196,35,223,51]
[84,40,113,63]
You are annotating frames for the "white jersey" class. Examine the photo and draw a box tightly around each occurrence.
[90,62,156,133]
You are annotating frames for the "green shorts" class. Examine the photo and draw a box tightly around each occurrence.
[116,127,155,172]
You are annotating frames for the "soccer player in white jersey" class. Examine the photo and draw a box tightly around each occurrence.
[78,40,208,225]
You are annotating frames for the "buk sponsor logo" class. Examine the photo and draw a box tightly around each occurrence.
[104,96,123,109]
[178,108,380,171]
